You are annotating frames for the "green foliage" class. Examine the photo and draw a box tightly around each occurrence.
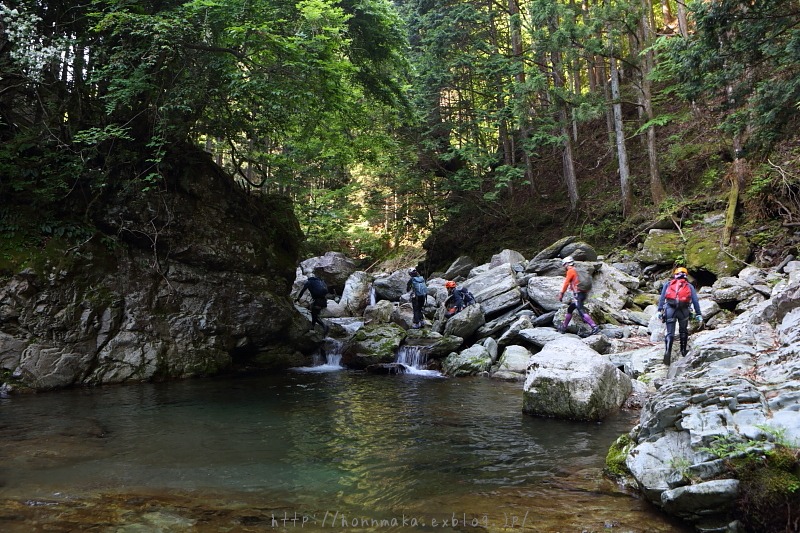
[731,445,800,532]
[654,0,800,153]
[700,434,759,460]
[581,217,620,242]
[604,433,633,478]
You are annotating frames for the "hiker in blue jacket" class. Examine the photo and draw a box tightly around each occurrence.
[406,268,427,329]
[657,267,702,365]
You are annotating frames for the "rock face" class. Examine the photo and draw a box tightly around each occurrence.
[624,276,800,531]
[522,337,632,421]
[1,152,313,391]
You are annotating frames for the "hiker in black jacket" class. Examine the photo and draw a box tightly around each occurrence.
[296,276,329,335]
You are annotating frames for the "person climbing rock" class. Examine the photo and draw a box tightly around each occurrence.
[443,280,476,318]
[557,256,601,336]
[657,266,702,366]
[296,276,330,335]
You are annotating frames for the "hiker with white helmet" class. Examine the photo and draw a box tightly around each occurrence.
[557,256,601,336]
[406,268,428,329]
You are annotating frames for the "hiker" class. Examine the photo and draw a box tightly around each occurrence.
[657,266,702,366]
[406,268,428,329]
[296,276,330,335]
[444,280,476,318]
[557,256,601,336]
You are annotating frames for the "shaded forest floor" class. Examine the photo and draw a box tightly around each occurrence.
[421,103,800,273]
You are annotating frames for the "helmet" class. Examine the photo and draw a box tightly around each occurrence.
[561,256,574,266]
[673,266,688,277]
[445,280,456,289]
[408,268,418,275]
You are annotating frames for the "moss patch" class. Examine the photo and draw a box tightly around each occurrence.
[731,446,800,532]
[605,433,634,479]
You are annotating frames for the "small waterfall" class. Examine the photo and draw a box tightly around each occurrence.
[295,338,345,373]
[395,346,441,376]
[368,285,377,306]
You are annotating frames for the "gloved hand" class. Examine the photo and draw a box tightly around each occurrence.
[558,293,563,302]
[695,314,703,322]
[657,310,664,322]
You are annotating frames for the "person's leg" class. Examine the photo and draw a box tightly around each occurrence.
[575,292,598,331]
[412,295,424,327]
[677,308,690,356]
[664,305,677,365]
[560,302,577,332]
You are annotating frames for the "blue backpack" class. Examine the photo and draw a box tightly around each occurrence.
[410,275,428,297]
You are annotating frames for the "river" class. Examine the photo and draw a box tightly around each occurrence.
[0,368,690,532]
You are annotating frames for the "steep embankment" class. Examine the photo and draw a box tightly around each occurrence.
[0,150,315,392]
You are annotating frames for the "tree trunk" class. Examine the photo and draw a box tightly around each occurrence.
[551,47,579,210]
[676,0,689,38]
[610,54,632,217]
[641,0,665,205]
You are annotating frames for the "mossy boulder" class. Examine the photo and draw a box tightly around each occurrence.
[635,229,685,265]
[342,323,407,369]
[685,232,751,277]
[442,344,492,376]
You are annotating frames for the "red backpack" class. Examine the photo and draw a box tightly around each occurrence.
[665,278,692,306]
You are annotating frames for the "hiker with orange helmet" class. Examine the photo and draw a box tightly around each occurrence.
[444,280,464,318]
[557,256,601,336]
[657,266,702,366]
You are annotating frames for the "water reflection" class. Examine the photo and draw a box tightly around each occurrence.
[0,372,690,532]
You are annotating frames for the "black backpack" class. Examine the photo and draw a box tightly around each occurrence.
[575,267,593,292]
[306,277,328,298]
[458,288,476,306]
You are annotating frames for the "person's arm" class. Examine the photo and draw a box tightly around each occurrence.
[657,282,668,311]
[691,287,702,316]
[296,283,308,301]
[559,269,575,299]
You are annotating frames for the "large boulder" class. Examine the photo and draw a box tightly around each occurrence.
[442,344,492,377]
[523,337,632,421]
[491,344,531,381]
[443,256,476,280]
[341,323,406,369]
[442,303,486,339]
[635,229,684,265]
[461,263,523,317]
[489,249,526,269]
[373,270,417,302]
[298,251,358,293]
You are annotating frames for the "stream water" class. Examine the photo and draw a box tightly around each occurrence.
[0,368,690,532]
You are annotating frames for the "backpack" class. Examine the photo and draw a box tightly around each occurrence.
[410,275,428,297]
[306,277,328,298]
[457,287,476,306]
[665,278,692,307]
[575,267,593,292]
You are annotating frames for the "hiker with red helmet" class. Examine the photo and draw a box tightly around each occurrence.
[657,266,702,366]
[444,280,474,318]
[557,256,601,336]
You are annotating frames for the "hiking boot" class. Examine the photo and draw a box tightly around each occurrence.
[590,326,601,336]
[556,324,566,334]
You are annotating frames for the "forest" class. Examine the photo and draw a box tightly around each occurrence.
[1,0,799,271]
